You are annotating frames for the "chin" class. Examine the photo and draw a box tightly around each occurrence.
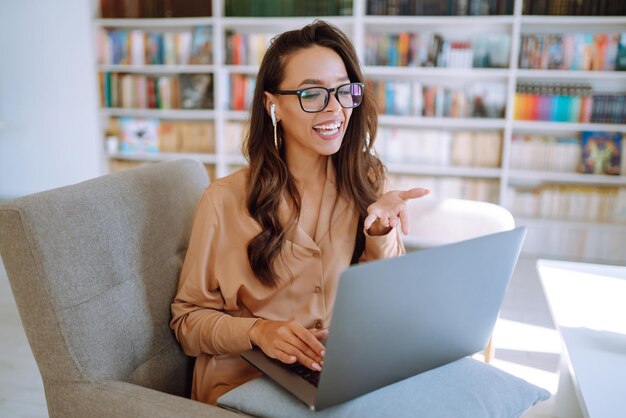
[317,139,343,156]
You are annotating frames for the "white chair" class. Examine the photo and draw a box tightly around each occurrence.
[403,197,516,363]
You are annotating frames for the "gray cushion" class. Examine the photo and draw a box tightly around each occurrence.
[218,357,550,418]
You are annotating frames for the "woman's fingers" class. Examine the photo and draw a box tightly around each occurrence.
[292,325,325,359]
[272,348,297,364]
[363,212,379,230]
[364,188,430,234]
[399,188,430,201]
[272,322,325,370]
[399,209,410,235]
[253,320,324,370]
[312,328,329,342]
[275,339,320,370]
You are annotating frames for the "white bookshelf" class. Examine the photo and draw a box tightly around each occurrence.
[378,115,507,129]
[94,0,626,263]
[99,64,216,74]
[508,170,626,186]
[387,164,502,178]
[108,151,218,163]
[101,108,216,120]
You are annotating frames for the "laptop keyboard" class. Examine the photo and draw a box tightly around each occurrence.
[286,363,321,387]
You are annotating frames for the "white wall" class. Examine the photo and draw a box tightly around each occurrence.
[0,0,103,198]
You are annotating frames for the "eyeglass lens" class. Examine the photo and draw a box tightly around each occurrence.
[300,83,363,112]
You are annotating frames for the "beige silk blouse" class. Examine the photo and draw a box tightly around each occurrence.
[170,161,405,405]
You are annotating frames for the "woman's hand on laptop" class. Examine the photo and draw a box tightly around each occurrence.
[364,188,430,236]
[250,319,328,371]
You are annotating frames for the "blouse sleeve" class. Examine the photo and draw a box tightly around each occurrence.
[360,226,405,262]
[170,189,259,357]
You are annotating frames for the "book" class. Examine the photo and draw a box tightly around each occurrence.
[99,0,211,18]
[579,131,622,175]
[189,26,213,65]
[158,122,180,152]
[617,33,626,71]
[179,122,215,153]
[179,74,213,109]
[118,117,160,154]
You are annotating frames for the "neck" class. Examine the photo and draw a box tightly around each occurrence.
[286,151,328,190]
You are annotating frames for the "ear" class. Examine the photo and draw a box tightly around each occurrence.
[264,92,279,122]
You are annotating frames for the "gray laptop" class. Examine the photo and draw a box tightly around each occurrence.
[241,227,526,411]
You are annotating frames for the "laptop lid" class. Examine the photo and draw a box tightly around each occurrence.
[243,227,526,410]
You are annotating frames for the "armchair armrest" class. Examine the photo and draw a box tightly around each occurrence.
[53,380,243,418]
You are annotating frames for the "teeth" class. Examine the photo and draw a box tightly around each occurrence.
[317,127,339,136]
[313,122,341,130]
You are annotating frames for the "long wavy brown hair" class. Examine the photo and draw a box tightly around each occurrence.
[244,20,385,287]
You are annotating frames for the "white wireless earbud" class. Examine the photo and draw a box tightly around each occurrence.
[270,103,277,127]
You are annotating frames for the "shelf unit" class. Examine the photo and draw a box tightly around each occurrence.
[94,0,626,263]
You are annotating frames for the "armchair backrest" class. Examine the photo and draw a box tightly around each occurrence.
[405,198,515,249]
[0,159,208,407]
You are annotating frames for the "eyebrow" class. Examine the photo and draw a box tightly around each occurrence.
[298,76,350,87]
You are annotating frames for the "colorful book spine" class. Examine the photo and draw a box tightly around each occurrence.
[515,83,626,124]
[366,0,513,15]
[224,0,352,17]
[523,0,626,15]
[228,74,257,111]
[225,31,276,65]
[367,80,507,118]
[99,0,212,18]
[101,73,213,110]
[99,27,212,66]
[365,32,510,69]
[519,33,621,71]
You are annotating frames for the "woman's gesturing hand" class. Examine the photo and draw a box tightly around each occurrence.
[364,188,430,236]
[249,319,328,371]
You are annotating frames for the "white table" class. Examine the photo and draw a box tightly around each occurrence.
[537,259,626,418]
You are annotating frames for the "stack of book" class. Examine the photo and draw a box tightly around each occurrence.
[224,122,248,155]
[365,32,510,68]
[367,0,513,15]
[225,31,275,66]
[523,0,626,15]
[228,74,257,111]
[99,0,212,18]
[107,117,215,154]
[389,174,500,202]
[224,0,352,16]
[98,26,213,65]
[368,80,507,118]
[100,73,213,110]
[376,128,501,167]
[519,33,625,71]
[510,134,581,172]
[508,185,625,223]
[514,83,626,124]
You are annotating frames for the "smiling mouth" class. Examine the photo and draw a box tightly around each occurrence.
[312,121,343,137]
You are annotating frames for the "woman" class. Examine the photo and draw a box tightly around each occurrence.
[170,20,429,405]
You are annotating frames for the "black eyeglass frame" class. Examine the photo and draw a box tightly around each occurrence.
[271,82,365,113]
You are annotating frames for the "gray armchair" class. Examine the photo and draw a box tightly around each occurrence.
[0,159,239,417]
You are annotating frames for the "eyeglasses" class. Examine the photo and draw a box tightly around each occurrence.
[272,82,364,113]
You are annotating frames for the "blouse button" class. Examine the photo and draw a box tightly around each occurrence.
[312,251,320,258]
[315,320,323,329]
[315,286,322,294]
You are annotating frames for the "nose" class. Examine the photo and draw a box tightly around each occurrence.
[324,90,342,112]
